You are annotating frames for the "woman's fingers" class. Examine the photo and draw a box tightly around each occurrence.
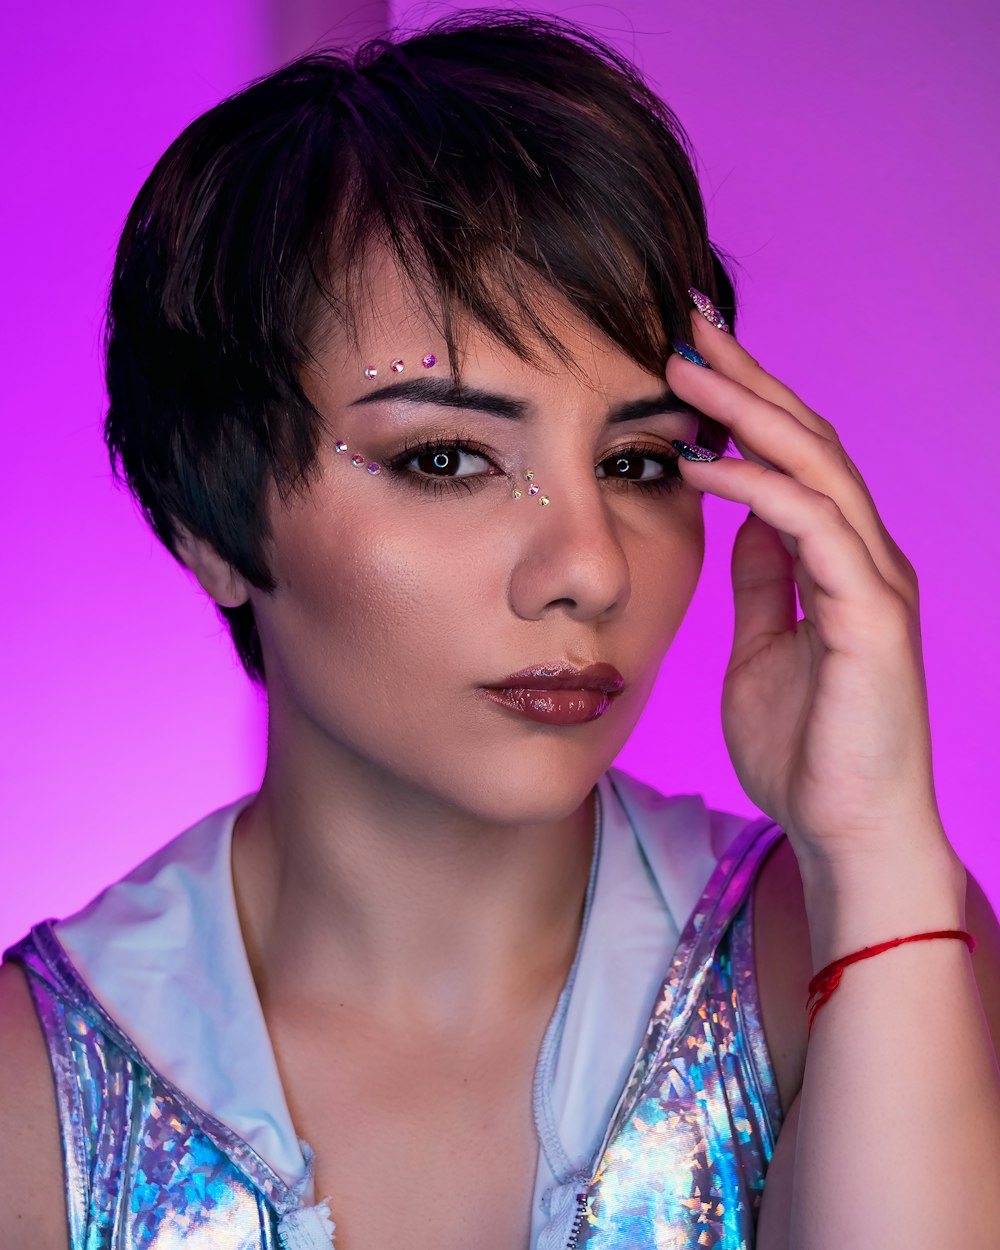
[688,312,836,442]
[668,354,913,602]
[728,513,798,670]
[688,311,881,499]
[675,453,895,633]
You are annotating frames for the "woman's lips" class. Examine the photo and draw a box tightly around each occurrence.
[479,663,624,726]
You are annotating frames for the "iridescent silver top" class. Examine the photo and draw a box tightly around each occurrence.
[5,769,785,1248]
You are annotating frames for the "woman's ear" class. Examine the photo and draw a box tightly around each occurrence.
[172,524,251,609]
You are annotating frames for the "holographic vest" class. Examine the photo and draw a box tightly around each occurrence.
[6,812,785,1249]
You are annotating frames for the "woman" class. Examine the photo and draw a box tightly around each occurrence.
[2,11,999,1249]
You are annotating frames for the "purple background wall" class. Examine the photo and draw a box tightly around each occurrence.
[3,1,998,949]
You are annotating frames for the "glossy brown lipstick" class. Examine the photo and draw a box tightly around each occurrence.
[479,663,624,726]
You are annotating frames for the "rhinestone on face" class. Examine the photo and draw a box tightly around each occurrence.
[363,366,378,380]
[524,470,534,481]
[334,440,348,454]
[367,462,382,475]
[351,453,366,466]
[421,354,436,368]
[528,485,540,496]
[512,489,523,499]
[390,359,405,373]
[539,495,550,506]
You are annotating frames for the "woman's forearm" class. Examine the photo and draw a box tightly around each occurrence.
[790,837,1000,1248]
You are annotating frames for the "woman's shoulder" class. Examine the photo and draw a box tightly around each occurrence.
[0,960,68,1249]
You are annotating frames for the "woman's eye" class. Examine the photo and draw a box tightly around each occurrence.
[408,446,495,477]
[596,452,673,481]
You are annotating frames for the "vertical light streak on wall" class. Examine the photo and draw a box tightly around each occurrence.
[268,0,391,65]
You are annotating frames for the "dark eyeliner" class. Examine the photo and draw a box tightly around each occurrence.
[598,441,684,494]
[382,435,501,496]
[382,435,683,497]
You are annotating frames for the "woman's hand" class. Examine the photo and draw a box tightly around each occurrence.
[666,313,950,875]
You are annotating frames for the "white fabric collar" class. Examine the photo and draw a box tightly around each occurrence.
[54,768,741,1198]
[54,789,305,1184]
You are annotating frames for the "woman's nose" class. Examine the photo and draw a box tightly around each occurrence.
[506,478,632,623]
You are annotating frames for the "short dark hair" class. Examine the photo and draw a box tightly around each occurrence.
[104,8,738,686]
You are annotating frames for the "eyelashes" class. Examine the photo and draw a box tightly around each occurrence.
[383,436,500,496]
[382,436,684,498]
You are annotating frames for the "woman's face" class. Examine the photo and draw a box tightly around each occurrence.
[248,254,705,824]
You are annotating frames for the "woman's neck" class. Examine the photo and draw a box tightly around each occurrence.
[231,717,598,1029]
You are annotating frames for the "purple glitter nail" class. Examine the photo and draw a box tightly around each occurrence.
[687,288,730,334]
[671,439,721,463]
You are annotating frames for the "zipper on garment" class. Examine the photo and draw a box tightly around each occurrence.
[565,1190,589,1249]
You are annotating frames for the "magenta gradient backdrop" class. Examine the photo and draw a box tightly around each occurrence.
[2,1,998,950]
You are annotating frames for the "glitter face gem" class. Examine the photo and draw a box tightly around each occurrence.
[513,467,551,505]
[671,340,711,369]
[350,453,366,467]
[334,440,348,454]
[363,366,378,380]
[687,288,731,334]
[367,462,381,475]
[421,354,436,368]
[390,359,405,373]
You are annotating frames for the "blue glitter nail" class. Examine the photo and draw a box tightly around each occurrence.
[672,439,721,462]
[671,340,711,369]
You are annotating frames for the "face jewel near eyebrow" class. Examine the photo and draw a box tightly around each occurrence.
[348,377,687,424]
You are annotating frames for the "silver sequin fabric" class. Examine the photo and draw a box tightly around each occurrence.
[574,820,785,1248]
[5,818,785,1249]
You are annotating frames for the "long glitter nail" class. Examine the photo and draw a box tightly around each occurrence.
[688,288,730,333]
[671,439,721,463]
[671,340,711,369]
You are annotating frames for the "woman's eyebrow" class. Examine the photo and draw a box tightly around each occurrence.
[349,377,526,419]
[609,393,691,423]
[348,376,686,423]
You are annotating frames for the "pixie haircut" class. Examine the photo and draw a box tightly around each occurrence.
[104,9,738,686]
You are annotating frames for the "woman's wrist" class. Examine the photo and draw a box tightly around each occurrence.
[793,830,968,973]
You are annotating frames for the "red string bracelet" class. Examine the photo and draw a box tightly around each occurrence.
[806,929,976,1039]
